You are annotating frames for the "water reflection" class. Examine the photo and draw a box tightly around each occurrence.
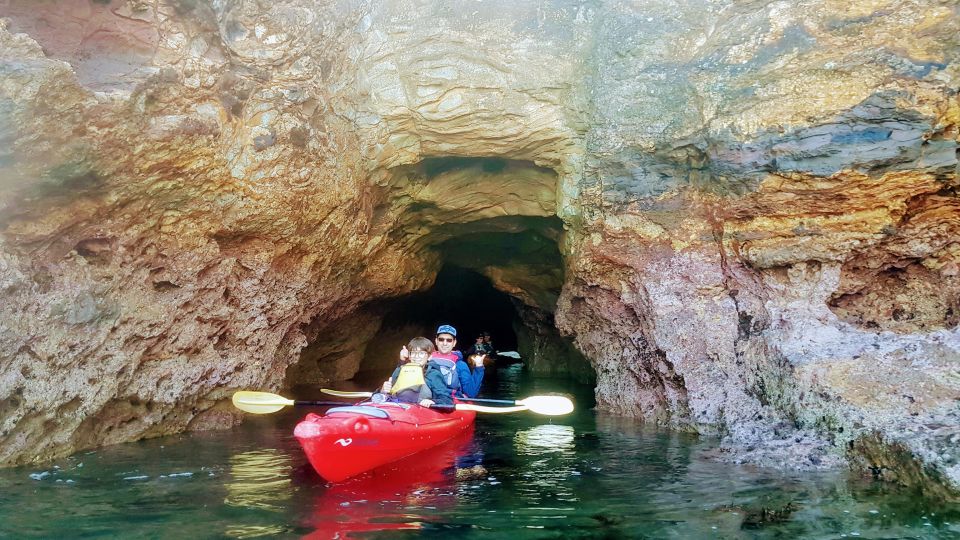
[513,424,579,507]
[301,428,476,539]
[4,367,959,538]
[593,413,696,491]
[223,524,290,539]
[225,449,292,538]
[514,424,575,455]
[225,449,292,511]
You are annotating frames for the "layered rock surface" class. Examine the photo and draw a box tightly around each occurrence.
[0,0,958,497]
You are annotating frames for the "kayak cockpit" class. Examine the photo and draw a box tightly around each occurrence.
[324,405,390,419]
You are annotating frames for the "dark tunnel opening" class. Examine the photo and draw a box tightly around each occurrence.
[285,218,596,391]
[353,265,522,380]
[284,167,595,391]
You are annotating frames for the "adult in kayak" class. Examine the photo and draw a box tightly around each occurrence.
[465,333,490,357]
[465,332,492,369]
[426,324,485,405]
[482,331,497,360]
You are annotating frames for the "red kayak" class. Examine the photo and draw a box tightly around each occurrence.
[294,402,476,482]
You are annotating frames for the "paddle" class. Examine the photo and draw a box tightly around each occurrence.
[232,391,569,415]
[321,389,377,398]
[231,392,353,414]
[320,388,575,416]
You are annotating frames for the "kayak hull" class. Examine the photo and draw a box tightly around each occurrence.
[294,402,476,482]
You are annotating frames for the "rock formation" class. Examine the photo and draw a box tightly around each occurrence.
[0,0,957,498]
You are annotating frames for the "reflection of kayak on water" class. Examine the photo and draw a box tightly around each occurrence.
[294,402,476,483]
[301,428,477,539]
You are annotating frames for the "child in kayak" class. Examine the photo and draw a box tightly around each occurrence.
[381,337,435,406]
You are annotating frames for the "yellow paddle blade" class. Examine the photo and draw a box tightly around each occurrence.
[456,404,529,414]
[516,396,575,416]
[232,391,295,415]
[321,388,374,398]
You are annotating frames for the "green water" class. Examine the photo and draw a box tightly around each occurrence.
[1,366,958,539]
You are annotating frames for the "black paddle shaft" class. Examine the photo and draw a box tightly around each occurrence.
[458,397,515,406]
[429,404,456,412]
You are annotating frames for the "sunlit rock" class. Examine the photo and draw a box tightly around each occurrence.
[0,0,957,499]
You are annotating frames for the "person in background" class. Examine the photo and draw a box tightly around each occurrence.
[465,333,491,369]
[381,337,435,406]
[466,334,487,357]
[425,324,485,405]
[482,331,495,355]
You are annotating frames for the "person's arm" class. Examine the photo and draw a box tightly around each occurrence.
[382,366,402,392]
[456,359,485,398]
[417,383,433,406]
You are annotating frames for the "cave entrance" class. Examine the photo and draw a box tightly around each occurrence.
[353,265,521,380]
[284,157,595,391]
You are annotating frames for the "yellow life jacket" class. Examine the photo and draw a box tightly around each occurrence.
[391,363,425,394]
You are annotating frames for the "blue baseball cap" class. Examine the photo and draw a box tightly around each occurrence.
[436,324,457,337]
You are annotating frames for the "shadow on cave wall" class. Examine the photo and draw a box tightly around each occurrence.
[353,266,521,379]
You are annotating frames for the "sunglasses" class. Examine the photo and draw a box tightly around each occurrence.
[436,337,455,343]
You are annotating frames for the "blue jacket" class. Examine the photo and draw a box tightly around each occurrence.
[425,351,485,404]
[424,356,460,406]
[456,356,485,398]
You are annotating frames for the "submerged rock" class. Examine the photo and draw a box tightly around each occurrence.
[454,465,488,482]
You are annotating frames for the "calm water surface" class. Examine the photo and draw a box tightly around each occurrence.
[1,366,958,539]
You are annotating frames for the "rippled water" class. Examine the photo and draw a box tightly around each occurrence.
[1,365,958,539]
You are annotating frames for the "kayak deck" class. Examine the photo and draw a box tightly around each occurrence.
[294,402,476,482]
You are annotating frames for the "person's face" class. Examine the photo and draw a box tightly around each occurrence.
[435,333,456,353]
[476,337,483,344]
[483,334,491,343]
[409,349,430,366]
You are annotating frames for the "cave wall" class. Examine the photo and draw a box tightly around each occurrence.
[0,0,434,465]
[368,0,960,494]
[514,303,594,384]
[0,0,581,466]
[551,0,960,495]
[0,0,958,497]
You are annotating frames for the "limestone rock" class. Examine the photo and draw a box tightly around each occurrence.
[0,0,958,500]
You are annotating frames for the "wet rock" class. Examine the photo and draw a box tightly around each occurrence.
[454,464,488,482]
[741,501,800,528]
